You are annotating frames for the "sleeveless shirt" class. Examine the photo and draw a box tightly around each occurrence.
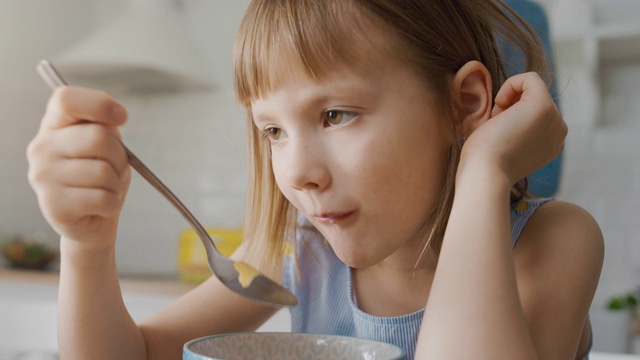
[281,198,592,360]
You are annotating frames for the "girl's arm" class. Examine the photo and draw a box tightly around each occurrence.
[28,87,278,360]
[418,161,538,359]
[415,73,603,359]
[57,239,278,360]
[57,237,147,359]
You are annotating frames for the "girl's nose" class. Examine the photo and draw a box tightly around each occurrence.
[284,139,331,191]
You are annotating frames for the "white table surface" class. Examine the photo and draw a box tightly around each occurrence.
[2,270,640,360]
[592,352,640,359]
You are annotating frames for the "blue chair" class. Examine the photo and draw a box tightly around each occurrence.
[503,0,563,197]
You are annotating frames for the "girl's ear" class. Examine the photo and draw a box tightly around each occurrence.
[451,61,492,137]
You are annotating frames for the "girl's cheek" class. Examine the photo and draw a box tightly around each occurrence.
[271,156,289,194]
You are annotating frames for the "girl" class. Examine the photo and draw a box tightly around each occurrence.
[27,0,603,359]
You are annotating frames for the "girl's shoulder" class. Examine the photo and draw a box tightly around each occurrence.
[515,199,604,259]
[513,199,604,275]
[513,200,603,357]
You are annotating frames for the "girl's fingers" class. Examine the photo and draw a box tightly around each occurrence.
[465,72,566,183]
[55,123,129,176]
[39,184,124,226]
[28,122,129,178]
[42,86,128,130]
[57,159,128,196]
[30,158,129,225]
[28,156,129,199]
[491,72,547,118]
[27,86,131,242]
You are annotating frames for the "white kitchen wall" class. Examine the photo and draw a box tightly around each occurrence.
[562,63,640,306]
[540,0,640,353]
[112,0,253,275]
[541,0,640,309]
[0,1,95,255]
[0,0,252,275]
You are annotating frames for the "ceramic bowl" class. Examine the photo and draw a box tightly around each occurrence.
[183,332,406,360]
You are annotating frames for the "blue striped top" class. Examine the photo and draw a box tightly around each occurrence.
[282,198,591,359]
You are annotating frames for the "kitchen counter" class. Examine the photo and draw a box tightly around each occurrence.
[0,266,290,355]
[0,267,195,297]
[0,267,193,354]
[2,268,635,359]
[592,353,640,360]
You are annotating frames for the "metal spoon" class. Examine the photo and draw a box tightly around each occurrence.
[36,60,297,307]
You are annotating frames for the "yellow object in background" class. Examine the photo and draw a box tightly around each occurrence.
[178,228,243,284]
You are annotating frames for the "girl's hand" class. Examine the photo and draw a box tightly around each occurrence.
[27,86,130,251]
[460,72,567,186]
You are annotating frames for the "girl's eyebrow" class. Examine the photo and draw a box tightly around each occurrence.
[251,112,274,127]
[314,85,381,108]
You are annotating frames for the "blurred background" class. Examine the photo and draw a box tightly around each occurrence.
[0,0,639,357]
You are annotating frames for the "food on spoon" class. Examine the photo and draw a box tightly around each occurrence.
[234,261,260,288]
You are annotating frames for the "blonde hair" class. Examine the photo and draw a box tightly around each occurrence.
[233,0,549,273]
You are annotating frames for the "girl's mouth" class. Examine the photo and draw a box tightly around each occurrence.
[314,211,356,224]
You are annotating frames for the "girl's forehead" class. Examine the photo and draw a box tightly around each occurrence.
[245,39,400,106]
[250,62,376,113]
[234,1,399,106]
[248,49,423,119]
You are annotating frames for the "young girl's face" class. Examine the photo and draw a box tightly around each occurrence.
[251,56,452,270]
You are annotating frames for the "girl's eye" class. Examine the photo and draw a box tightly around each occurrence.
[324,110,357,127]
[262,126,284,141]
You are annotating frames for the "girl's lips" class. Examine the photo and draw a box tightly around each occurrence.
[314,211,356,224]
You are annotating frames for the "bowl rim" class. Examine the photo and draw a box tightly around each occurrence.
[183,331,406,359]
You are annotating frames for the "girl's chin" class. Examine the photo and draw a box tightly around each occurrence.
[330,245,383,269]
[321,231,397,268]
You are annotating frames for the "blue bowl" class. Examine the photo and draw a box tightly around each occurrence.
[184,332,406,360]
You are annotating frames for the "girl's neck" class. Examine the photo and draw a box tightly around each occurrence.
[351,252,437,316]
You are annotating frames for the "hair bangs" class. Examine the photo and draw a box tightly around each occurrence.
[233,0,374,107]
